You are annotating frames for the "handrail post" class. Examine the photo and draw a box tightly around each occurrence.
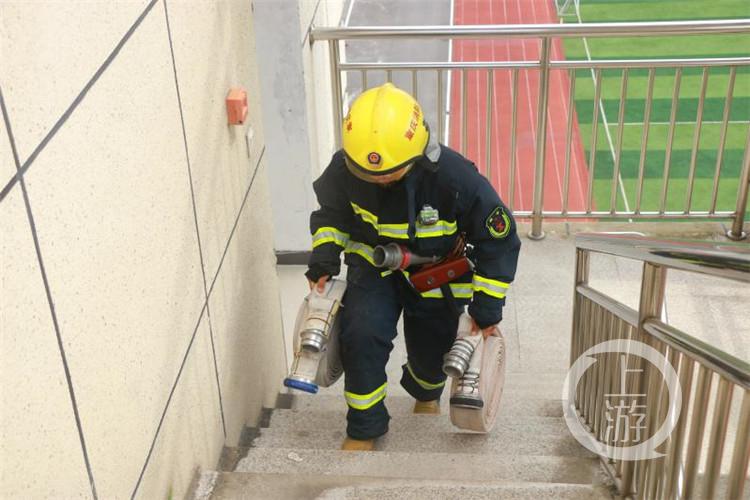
[329,40,344,150]
[620,261,668,496]
[570,249,590,372]
[727,129,750,240]
[529,37,552,240]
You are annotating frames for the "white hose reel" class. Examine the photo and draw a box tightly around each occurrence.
[444,313,507,433]
[283,279,346,393]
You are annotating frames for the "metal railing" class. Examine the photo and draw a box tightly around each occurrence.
[310,20,750,240]
[571,233,750,499]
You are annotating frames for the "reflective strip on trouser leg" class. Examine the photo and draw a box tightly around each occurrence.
[406,363,445,390]
[401,362,447,402]
[345,382,388,410]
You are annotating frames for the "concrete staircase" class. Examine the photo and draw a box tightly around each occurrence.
[193,373,614,499]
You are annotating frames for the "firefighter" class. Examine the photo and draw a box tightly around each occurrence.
[305,83,521,451]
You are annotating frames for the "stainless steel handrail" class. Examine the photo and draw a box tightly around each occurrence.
[314,20,750,240]
[575,233,750,282]
[644,319,750,389]
[338,57,750,70]
[571,233,750,498]
[311,19,750,40]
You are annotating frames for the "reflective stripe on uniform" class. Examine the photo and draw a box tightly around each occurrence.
[419,282,474,299]
[416,220,458,238]
[351,202,456,240]
[406,363,445,390]
[472,275,510,299]
[312,226,350,249]
[344,382,388,410]
[400,270,474,299]
[350,203,384,231]
[344,240,376,266]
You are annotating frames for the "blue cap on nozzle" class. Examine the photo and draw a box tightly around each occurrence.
[284,377,319,394]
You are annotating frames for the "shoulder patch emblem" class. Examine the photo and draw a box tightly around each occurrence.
[486,206,511,239]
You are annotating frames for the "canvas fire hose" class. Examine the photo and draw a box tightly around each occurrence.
[443,313,506,433]
[283,279,346,394]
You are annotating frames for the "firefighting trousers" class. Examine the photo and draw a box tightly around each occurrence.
[340,264,469,440]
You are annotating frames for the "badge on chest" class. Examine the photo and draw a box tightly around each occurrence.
[418,204,439,226]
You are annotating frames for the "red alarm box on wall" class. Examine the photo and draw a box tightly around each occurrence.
[226,88,248,125]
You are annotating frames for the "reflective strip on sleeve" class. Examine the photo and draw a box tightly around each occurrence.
[350,203,380,231]
[344,382,388,410]
[406,363,445,390]
[472,275,510,299]
[312,226,350,249]
[344,240,376,266]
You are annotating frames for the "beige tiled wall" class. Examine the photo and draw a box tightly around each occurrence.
[0,1,286,498]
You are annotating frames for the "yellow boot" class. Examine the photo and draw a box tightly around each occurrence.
[341,437,376,451]
[413,400,440,415]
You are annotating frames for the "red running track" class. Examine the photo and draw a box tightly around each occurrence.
[449,0,590,213]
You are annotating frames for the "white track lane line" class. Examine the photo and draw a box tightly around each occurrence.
[343,0,356,26]
[574,0,632,213]
[553,1,586,209]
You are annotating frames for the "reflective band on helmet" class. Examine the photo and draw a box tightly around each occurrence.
[406,363,445,390]
[344,240,376,266]
[472,275,510,299]
[312,226,350,249]
[345,382,388,410]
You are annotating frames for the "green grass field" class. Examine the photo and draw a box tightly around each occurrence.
[560,0,750,217]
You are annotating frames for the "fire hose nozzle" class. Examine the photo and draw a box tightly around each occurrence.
[373,243,439,270]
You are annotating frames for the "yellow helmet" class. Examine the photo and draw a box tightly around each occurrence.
[342,83,429,182]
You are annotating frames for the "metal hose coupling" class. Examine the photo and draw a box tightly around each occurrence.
[299,328,326,353]
[450,368,484,409]
[442,337,476,379]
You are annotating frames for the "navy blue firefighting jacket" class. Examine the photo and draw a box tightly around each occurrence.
[305,144,521,328]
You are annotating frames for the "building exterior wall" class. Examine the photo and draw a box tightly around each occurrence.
[0,1,287,498]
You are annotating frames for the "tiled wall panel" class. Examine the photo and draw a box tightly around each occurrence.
[0,188,91,498]
[0,0,152,160]
[208,161,287,445]
[15,6,205,499]
[135,316,223,500]
[166,0,266,279]
[0,0,287,496]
